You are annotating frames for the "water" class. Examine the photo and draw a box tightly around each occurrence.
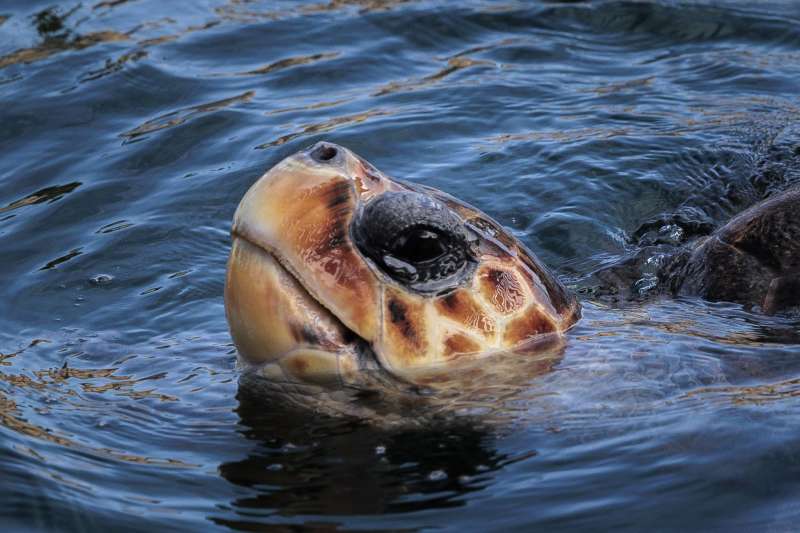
[2,1,799,530]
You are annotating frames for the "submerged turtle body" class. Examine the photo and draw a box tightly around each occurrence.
[225,142,580,389]
[663,187,800,314]
[591,186,800,315]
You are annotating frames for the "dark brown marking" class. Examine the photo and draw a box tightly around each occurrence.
[288,357,309,374]
[443,334,481,359]
[383,292,428,362]
[325,222,347,250]
[467,207,577,320]
[314,180,354,253]
[325,179,352,210]
[388,298,417,344]
[438,291,466,315]
[308,214,349,256]
[289,322,321,346]
[503,310,556,346]
[486,269,503,284]
[434,290,495,337]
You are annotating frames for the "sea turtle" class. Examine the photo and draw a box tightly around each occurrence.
[225,141,799,394]
[225,141,580,391]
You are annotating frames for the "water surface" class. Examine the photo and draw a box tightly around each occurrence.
[1,1,799,531]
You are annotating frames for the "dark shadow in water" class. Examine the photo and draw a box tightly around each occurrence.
[215,394,510,530]
[212,352,558,531]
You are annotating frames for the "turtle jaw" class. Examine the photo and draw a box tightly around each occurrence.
[229,142,384,347]
[225,233,373,385]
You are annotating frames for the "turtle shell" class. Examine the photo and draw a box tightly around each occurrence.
[669,186,800,314]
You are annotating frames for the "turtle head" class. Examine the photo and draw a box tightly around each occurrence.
[225,142,580,384]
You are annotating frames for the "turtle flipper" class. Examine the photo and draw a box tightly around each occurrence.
[763,276,800,315]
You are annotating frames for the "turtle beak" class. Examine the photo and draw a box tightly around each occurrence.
[229,142,383,342]
[225,142,385,383]
[225,236,350,364]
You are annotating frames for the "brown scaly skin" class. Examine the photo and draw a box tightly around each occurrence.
[225,142,580,389]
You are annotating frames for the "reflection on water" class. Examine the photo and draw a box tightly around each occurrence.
[0,182,81,215]
[0,6,129,70]
[218,400,508,519]
[122,90,255,141]
[1,0,800,531]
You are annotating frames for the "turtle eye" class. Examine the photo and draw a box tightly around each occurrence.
[391,227,448,263]
[353,191,475,293]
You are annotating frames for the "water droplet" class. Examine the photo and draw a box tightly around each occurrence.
[427,469,447,481]
[659,223,684,244]
[634,274,658,295]
[90,274,114,286]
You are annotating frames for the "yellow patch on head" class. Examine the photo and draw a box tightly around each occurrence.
[279,349,341,387]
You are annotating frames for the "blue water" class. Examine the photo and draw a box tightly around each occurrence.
[1,1,799,531]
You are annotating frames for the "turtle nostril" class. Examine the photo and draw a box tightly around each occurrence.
[310,143,338,163]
